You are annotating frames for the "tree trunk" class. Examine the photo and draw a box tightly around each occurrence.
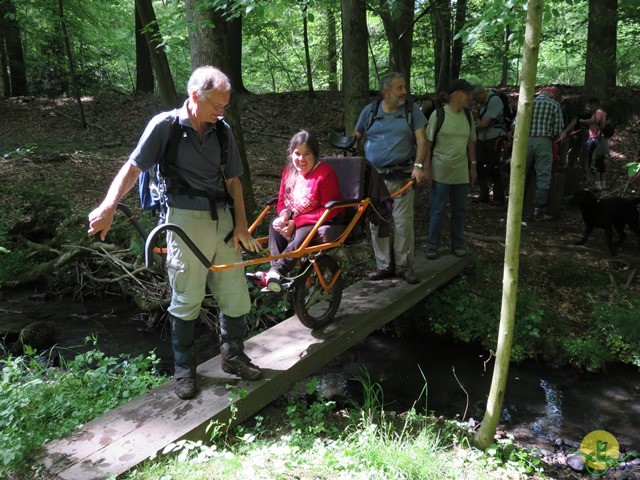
[302,1,314,95]
[58,0,87,129]
[432,0,451,92]
[474,0,543,451]
[584,0,617,100]
[0,36,10,97]
[500,25,511,87]
[185,0,257,217]
[327,3,338,91]
[227,14,249,94]
[341,0,369,134]
[135,0,179,108]
[451,0,466,80]
[379,0,415,90]
[135,4,154,94]
[0,0,28,96]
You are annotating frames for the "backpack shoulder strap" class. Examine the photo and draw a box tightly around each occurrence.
[431,106,446,150]
[435,106,445,135]
[406,96,414,131]
[463,107,472,130]
[159,113,183,175]
[215,118,230,167]
[366,99,382,131]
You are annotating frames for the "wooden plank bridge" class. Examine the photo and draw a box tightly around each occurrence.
[40,254,467,479]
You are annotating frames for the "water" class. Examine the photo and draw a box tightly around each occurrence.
[316,333,640,452]
[2,291,639,452]
[0,290,218,373]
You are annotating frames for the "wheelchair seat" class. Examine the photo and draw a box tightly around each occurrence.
[320,156,367,242]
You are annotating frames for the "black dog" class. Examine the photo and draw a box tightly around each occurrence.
[567,190,640,255]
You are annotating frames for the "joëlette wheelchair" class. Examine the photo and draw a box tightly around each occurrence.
[118,145,414,330]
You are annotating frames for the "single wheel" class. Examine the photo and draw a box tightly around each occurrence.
[293,255,343,329]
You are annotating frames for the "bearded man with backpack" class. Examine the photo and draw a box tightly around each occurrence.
[88,66,263,400]
[471,84,510,206]
[353,72,428,285]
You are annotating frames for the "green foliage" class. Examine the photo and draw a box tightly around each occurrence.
[422,256,640,371]
[0,337,165,474]
[424,264,548,362]
[625,162,640,177]
[9,0,640,97]
[0,248,38,288]
[564,295,640,371]
[123,381,533,480]
[483,436,544,476]
[284,377,338,439]
[0,183,77,286]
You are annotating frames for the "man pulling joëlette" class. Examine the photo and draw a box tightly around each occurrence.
[88,66,262,400]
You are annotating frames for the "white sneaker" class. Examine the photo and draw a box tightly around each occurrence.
[265,270,282,293]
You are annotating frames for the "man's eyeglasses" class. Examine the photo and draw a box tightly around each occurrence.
[202,94,228,114]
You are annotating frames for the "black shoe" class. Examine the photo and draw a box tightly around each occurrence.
[367,268,395,281]
[175,377,197,399]
[222,354,262,381]
[398,269,419,285]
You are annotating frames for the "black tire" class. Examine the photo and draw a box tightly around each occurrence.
[293,255,343,329]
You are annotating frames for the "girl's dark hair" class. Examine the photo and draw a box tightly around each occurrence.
[288,130,320,159]
[284,130,320,191]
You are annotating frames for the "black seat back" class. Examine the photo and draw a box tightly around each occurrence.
[320,156,367,242]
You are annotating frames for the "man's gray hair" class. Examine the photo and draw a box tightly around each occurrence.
[379,72,405,93]
[187,66,232,98]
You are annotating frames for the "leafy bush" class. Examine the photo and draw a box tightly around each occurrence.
[423,271,549,362]
[0,338,166,473]
[562,295,640,371]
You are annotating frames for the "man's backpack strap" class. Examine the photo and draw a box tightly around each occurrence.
[366,97,415,132]
[406,96,414,131]
[162,116,233,224]
[365,99,382,131]
[431,106,472,150]
[214,118,237,242]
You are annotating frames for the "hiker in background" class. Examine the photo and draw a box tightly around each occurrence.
[526,87,563,220]
[251,130,344,292]
[88,66,262,400]
[471,84,508,207]
[424,79,477,260]
[580,97,610,190]
[353,72,428,285]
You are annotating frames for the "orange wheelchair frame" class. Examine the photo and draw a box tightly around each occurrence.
[121,156,414,330]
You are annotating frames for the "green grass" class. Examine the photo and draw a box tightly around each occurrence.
[122,377,546,480]
[0,338,166,474]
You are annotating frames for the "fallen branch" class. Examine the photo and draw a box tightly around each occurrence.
[625,269,636,288]
[53,109,108,132]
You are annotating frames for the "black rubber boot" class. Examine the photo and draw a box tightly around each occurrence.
[219,314,262,381]
[170,314,197,399]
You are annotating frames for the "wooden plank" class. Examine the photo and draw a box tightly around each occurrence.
[40,255,466,480]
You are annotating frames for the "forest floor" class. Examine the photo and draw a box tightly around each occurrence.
[2,89,640,302]
[1,89,640,479]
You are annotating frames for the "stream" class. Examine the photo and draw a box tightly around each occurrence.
[1,290,639,454]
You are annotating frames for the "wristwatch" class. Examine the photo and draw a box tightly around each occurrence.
[413,163,424,169]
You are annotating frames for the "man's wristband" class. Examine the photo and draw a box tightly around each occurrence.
[413,163,424,169]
